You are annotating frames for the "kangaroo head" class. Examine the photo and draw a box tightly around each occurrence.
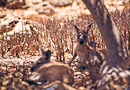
[74,23,92,45]
[31,46,51,72]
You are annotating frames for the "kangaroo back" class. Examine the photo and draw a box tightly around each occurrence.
[30,62,74,85]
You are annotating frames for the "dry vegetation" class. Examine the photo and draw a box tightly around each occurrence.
[0,0,130,89]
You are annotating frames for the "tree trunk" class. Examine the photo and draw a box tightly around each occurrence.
[82,0,130,89]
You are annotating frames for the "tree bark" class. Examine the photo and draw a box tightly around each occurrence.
[82,0,130,89]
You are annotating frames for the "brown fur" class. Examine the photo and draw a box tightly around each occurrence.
[69,24,104,66]
[29,46,74,85]
[69,24,104,84]
[30,62,74,85]
[87,41,104,84]
[72,42,91,66]
[69,24,94,67]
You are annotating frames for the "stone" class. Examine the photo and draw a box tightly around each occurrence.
[5,0,26,9]
[35,2,55,15]
[0,13,6,19]
[0,15,20,35]
[0,15,42,57]
[44,0,73,7]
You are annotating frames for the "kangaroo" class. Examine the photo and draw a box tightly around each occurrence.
[87,41,103,84]
[30,45,51,72]
[69,24,92,68]
[69,24,103,69]
[28,46,74,85]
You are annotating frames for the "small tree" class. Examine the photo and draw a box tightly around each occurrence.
[82,0,130,89]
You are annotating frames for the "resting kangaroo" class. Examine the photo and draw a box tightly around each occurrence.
[27,46,74,85]
[69,24,103,69]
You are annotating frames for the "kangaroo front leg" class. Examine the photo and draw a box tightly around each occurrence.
[69,53,77,66]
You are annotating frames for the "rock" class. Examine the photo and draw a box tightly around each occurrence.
[35,2,55,16]
[44,0,73,7]
[21,5,30,9]
[0,13,6,18]
[23,11,38,18]
[0,15,20,35]
[32,0,43,5]
[5,0,26,9]
[44,82,76,90]
[0,15,41,35]
[78,86,86,90]
[0,15,42,57]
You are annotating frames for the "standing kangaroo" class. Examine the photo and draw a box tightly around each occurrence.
[27,46,74,85]
[69,24,92,68]
[69,24,103,84]
[69,24,103,69]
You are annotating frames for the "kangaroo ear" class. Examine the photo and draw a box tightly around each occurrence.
[85,23,92,34]
[41,45,45,56]
[74,25,80,33]
[45,50,51,60]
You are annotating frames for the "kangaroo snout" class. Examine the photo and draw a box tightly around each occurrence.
[79,39,85,44]
[77,34,88,45]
